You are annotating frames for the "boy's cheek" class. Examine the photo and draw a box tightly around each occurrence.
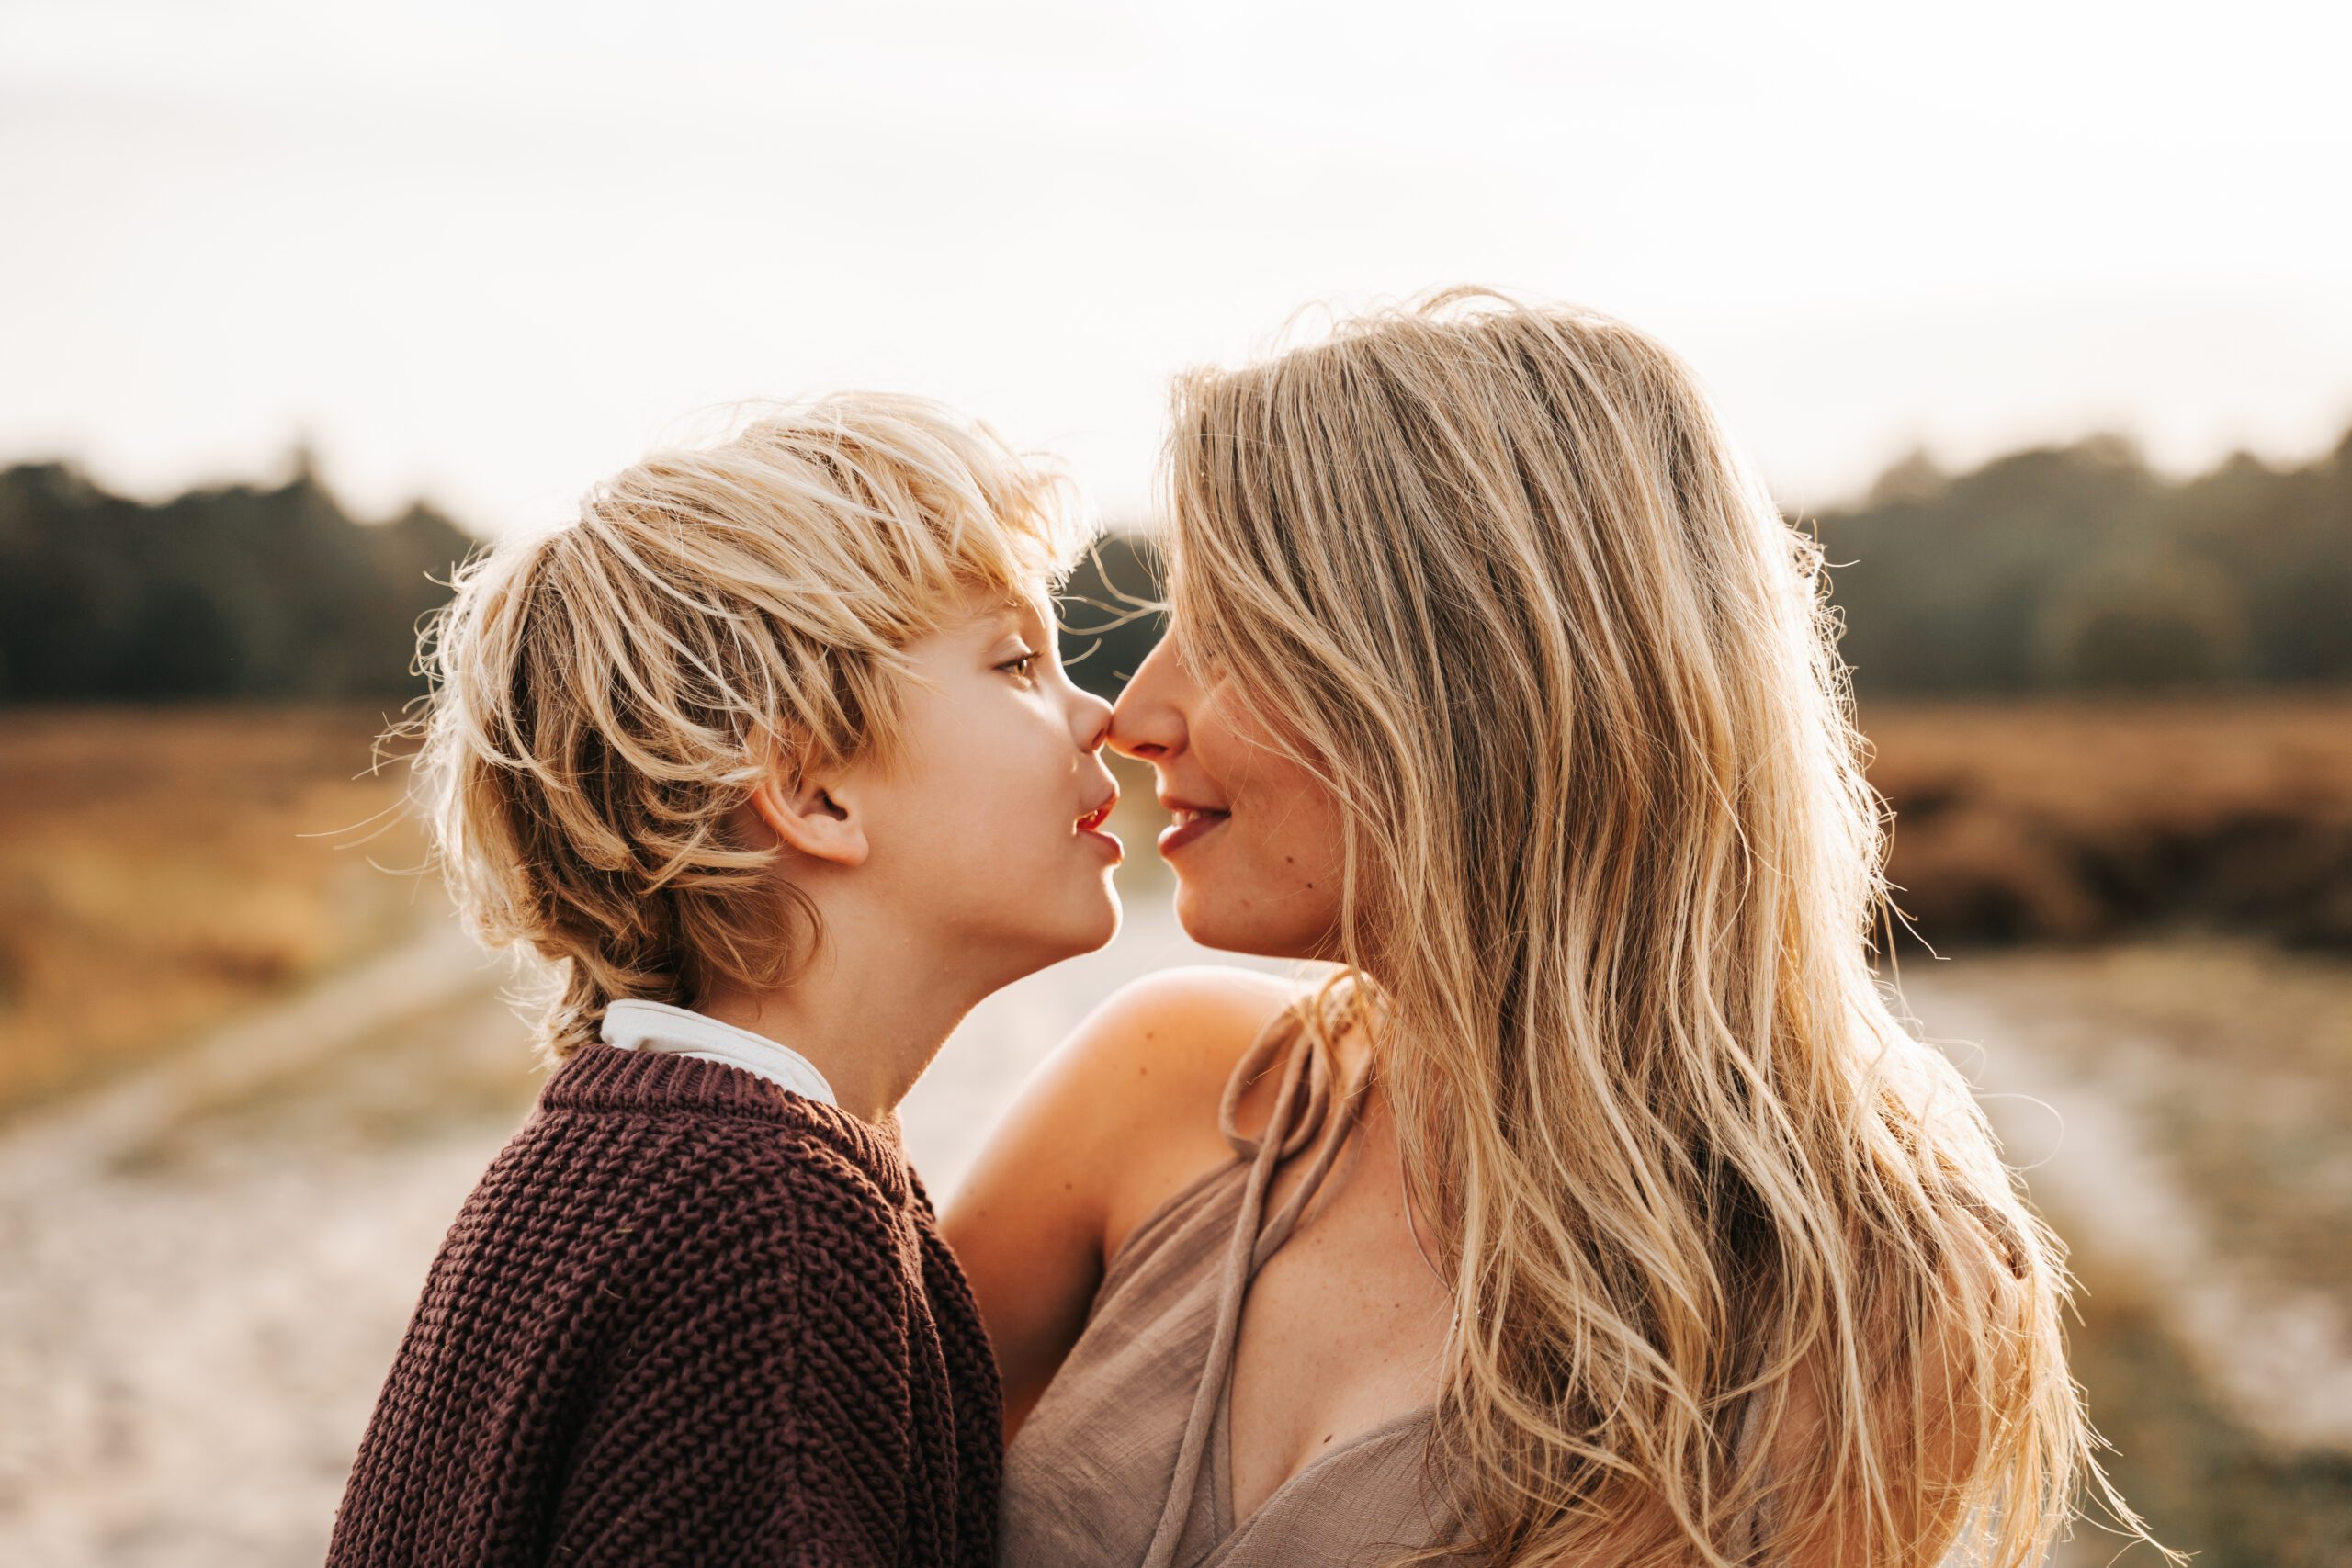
[870,727,1068,890]
[883,789,1013,886]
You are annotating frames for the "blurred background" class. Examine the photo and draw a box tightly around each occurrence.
[2,1,2348,1562]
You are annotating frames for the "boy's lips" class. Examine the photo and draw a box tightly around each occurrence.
[1076,786,1123,863]
[1075,785,1118,836]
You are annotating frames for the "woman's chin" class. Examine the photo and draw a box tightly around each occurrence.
[1170,882,1304,962]
[1170,879,1216,947]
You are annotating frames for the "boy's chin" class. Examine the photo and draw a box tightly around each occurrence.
[1040,887,1123,965]
[1069,888,1124,955]
[962,892,1124,992]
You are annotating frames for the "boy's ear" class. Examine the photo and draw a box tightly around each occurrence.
[747,759,869,869]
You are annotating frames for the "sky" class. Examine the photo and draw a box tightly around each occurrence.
[5,0,2349,536]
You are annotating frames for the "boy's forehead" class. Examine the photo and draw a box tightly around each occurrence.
[976,582,1051,624]
[943,581,1051,637]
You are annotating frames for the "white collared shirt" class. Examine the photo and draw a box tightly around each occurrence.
[599,998,838,1107]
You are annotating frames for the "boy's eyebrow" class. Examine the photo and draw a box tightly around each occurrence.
[994,596,1050,635]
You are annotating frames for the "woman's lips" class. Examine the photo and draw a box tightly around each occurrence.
[1157,807,1229,857]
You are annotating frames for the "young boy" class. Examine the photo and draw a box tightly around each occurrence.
[327,396,1124,1566]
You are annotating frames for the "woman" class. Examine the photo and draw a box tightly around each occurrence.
[945,292,2137,1565]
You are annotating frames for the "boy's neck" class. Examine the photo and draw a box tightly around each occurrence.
[691,926,983,1127]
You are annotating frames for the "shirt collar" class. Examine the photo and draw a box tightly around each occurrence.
[599,998,838,1108]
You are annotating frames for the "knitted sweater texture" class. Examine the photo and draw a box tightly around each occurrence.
[327,1043,1002,1567]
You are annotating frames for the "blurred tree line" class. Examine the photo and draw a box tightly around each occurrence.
[0,454,471,702]
[2,425,2346,705]
[1815,426,2352,693]
[1061,424,2352,698]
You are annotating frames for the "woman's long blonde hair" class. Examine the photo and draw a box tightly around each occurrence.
[1163,291,2138,1565]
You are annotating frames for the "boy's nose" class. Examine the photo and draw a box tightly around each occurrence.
[1075,688,1114,753]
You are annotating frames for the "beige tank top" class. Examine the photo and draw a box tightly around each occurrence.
[1000,1006,1461,1568]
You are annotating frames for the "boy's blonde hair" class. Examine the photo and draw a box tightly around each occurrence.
[408,393,1085,1059]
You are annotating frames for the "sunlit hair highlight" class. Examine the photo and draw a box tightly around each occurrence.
[1163,290,2150,1565]
[405,393,1085,1059]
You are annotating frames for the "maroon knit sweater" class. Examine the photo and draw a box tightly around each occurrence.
[327,1043,1001,1566]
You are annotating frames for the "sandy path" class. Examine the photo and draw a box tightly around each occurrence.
[0,921,496,1191]
[1902,968,2352,1458]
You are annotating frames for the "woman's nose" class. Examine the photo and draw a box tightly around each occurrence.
[1107,636,1182,762]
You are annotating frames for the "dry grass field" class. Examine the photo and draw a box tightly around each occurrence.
[1868,695,2352,952]
[0,705,437,1120]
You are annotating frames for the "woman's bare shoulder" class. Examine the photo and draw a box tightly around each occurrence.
[1069,966,1306,1135]
[1071,965,1306,1093]
[949,968,1305,1218]
[1071,965,1313,1250]
[940,965,1313,1436]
